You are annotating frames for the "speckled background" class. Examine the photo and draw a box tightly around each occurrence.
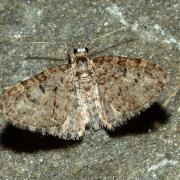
[0,0,179,179]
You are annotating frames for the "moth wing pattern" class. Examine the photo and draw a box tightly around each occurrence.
[92,56,167,130]
[0,64,85,140]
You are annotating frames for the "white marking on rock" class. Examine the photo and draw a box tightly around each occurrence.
[153,24,180,49]
[177,106,180,113]
[37,10,42,16]
[14,33,22,39]
[131,21,139,31]
[104,22,108,26]
[106,4,128,26]
[154,24,165,35]
[164,36,180,49]
[147,159,178,173]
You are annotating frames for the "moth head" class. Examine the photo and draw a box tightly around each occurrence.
[75,54,88,69]
[74,48,90,77]
[73,48,89,65]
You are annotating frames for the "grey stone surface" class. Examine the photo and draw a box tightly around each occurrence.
[0,0,179,179]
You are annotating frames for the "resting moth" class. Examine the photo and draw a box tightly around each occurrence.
[0,48,168,140]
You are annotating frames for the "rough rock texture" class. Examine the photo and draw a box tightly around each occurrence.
[0,0,179,179]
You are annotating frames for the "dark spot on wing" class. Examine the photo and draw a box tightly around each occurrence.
[35,72,48,82]
[53,86,58,92]
[123,67,127,77]
[39,85,45,94]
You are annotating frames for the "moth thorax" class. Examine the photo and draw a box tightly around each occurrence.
[75,56,88,67]
[80,80,92,90]
[75,56,90,77]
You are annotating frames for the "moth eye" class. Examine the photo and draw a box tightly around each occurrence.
[85,47,89,53]
[73,48,78,54]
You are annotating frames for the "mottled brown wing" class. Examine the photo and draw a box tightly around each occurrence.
[92,56,168,130]
[0,65,85,140]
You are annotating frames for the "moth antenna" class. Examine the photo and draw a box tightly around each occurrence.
[9,41,66,48]
[23,56,66,62]
[5,37,72,62]
[86,25,130,48]
[5,35,72,49]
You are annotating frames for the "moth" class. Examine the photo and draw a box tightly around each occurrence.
[0,48,167,140]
